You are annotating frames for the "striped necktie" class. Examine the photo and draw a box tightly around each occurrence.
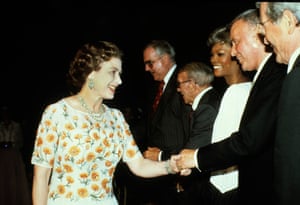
[152,81,165,112]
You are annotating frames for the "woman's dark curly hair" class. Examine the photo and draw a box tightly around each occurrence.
[207,25,231,48]
[67,41,123,92]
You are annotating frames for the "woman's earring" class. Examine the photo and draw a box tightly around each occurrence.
[88,78,95,90]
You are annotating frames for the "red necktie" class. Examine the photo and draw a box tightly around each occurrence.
[152,81,165,112]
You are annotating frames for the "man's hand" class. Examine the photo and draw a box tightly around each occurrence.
[169,155,192,176]
[176,149,197,170]
[169,155,181,173]
[143,147,160,161]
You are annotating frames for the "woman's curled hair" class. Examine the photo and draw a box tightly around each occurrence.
[67,41,123,91]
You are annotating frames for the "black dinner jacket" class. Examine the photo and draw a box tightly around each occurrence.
[146,66,190,160]
[179,87,221,204]
[274,54,300,205]
[185,87,221,149]
[196,54,287,205]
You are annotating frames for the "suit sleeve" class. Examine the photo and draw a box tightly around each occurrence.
[184,104,217,149]
[196,65,285,172]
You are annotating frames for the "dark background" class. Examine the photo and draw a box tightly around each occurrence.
[1,1,255,165]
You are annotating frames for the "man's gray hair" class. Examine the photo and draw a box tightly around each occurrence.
[256,2,300,24]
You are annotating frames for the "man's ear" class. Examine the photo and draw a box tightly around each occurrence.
[283,9,298,34]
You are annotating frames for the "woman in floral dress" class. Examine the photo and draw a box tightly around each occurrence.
[31,41,178,205]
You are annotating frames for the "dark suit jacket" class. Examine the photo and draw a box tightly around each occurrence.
[137,66,191,204]
[181,87,221,204]
[274,54,300,205]
[185,87,221,149]
[196,54,287,205]
[146,66,190,160]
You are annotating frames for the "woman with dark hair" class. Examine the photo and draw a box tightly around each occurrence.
[201,25,252,205]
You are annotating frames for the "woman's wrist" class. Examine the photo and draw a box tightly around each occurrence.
[164,159,176,174]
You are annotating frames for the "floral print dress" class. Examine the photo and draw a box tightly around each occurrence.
[31,99,142,205]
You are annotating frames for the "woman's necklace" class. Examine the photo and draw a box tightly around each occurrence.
[77,95,104,121]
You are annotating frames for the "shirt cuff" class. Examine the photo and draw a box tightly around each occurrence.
[158,151,162,161]
[194,149,201,172]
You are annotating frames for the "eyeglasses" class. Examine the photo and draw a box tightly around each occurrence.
[144,56,162,68]
[260,18,299,27]
[177,79,192,87]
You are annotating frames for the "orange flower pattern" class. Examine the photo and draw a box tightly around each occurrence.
[31,99,141,205]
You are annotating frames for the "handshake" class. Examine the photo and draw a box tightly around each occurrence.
[168,149,197,176]
[143,147,198,176]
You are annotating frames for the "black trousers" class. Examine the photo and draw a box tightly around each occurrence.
[203,183,239,205]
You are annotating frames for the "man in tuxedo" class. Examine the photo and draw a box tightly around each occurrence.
[122,40,190,205]
[176,9,287,205]
[176,61,221,204]
[177,62,221,150]
[257,2,300,205]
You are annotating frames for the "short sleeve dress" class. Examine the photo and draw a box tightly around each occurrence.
[31,99,142,205]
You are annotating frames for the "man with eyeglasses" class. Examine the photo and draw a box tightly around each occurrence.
[124,40,191,205]
[176,61,221,204]
[257,2,300,205]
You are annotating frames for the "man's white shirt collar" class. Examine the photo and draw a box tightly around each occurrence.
[162,64,177,90]
[192,86,213,110]
[287,47,300,74]
[252,53,272,84]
